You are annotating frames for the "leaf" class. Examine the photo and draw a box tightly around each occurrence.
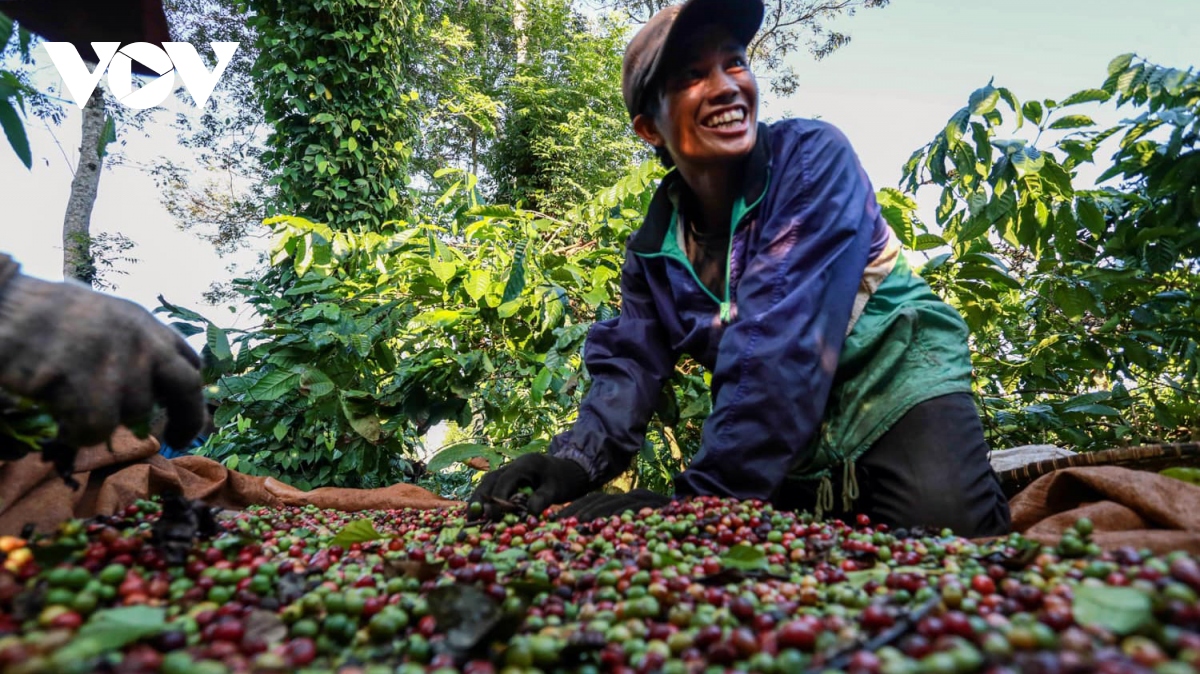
[430,258,458,284]
[497,299,522,318]
[1022,100,1044,126]
[205,324,233,362]
[1072,584,1152,635]
[465,270,490,302]
[876,188,917,247]
[969,83,1000,116]
[341,398,382,443]
[1076,199,1106,235]
[169,322,205,338]
[1048,115,1095,130]
[913,233,947,251]
[0,97,31,169]
[466,204,518,218]
[531,367,553,403]
[845,565,925,589]
[944,107,970,146]
[501,240,528,302]
[957,214,993,243]
[56,606,167,662]
[0,12,12,52]
[1060,89,1112,107]
[244,610,287,645]
[330,518,385,548]
[246,370,300,402]
[427,443,491,473]
[998,87,1022,130]
[1012,146,1045,177]
[1107,53,1135,76]
[299,367,335,399]
[96,114,116,159]
[1039,160,1075,197]
[720,543,767,572]
[426,585,526,659]
[1160,467,1200,486]
[936,187,956,226]
[1063,404,1121,417]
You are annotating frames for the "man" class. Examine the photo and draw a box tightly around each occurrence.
[468,0,1011,537]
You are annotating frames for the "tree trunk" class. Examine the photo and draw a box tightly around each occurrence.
[514,0,526,64]
[62,88,107,285]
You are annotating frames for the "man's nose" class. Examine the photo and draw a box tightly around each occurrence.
[707,69,739,101]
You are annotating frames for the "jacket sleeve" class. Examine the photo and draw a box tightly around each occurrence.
[673,121,881,500]
[547,248,678,485]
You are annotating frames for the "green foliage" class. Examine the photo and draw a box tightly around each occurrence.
[242,0,421,230]
[887,55,1200,451]
[1071,584,1153,635]
[0,10,34,168]
[487,1,646,215]
[165,159,669,490]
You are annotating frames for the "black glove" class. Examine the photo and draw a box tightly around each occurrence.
[554,489,671,522]
[0,258,206,450]
[467,453,593,521]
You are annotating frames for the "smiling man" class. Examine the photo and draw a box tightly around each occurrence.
[469,0,1012,538]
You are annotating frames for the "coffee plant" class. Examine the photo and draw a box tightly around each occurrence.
[883,54,1200,453]
[159,159,689,490]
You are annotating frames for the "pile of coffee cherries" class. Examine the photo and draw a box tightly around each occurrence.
[0,495,1197,674]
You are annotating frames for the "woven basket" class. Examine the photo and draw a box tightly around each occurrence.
[996,442,1200,498]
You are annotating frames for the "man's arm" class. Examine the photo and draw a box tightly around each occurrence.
[548,248,679,484]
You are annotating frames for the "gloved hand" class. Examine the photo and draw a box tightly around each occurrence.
[466,453,593,521]
[554,489,671,522]
[0,260,206,451]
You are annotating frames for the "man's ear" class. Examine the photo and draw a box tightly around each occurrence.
[633,113,664,150]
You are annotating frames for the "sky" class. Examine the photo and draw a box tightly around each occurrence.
[1,0,1197,333]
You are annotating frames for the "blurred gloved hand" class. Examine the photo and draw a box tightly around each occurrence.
[0,256,206,451]
[554,489,671,522]
[466,453,593,521]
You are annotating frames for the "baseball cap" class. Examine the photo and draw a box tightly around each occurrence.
[621,0,765,120]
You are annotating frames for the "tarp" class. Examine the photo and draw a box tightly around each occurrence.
[3,430,1199,554]
[0,429,454,536]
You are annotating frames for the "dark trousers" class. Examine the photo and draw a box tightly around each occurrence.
[773,392,1012,538]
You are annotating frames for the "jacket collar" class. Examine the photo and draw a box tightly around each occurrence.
[628,122,773,254]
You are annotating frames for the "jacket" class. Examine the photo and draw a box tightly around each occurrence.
[547,119,974,504]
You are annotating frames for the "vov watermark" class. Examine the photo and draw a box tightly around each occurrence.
[44,41,239,110]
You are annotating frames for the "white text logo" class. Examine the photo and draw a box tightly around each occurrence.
[44,41,239,110]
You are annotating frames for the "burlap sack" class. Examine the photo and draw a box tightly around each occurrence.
[0,429,456,536]
[1008,465,1200,554]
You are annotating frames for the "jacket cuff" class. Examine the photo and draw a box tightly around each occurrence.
[547,433,611,487]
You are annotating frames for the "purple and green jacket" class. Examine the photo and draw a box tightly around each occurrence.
[548,119,975,507]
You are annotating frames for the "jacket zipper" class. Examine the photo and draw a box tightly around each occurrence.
[635,171,769,324]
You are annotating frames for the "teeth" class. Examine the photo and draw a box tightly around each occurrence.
[703,108,745,128]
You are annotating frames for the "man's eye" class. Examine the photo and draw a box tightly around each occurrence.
[728,56,747,69]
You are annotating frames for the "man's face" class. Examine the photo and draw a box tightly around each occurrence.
[636,25,759,169]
